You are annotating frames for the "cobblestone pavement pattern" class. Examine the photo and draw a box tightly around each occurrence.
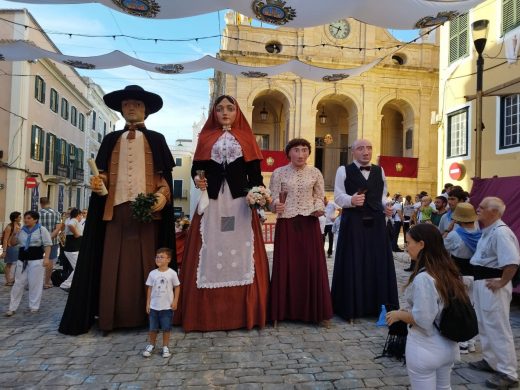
[2,247,520,389]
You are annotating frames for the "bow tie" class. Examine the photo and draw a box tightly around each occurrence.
[360,166,371,172]
[126,123,145,139]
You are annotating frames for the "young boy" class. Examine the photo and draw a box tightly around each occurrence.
[143,248,180,358]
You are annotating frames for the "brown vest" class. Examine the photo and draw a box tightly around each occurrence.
[102,136,170,221]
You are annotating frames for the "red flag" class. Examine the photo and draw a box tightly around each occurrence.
[378,156,418,178]
[260,150,288,172]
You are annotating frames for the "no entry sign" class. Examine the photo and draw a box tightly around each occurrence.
[449,162,465,181]
[25,177,38,189]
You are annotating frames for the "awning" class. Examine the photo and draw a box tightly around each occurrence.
[4,0,486,29]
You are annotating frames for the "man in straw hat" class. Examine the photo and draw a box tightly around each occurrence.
[468,197,519,388]
[59,85,176,335]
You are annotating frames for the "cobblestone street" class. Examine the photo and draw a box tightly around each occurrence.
[1,249,520,389]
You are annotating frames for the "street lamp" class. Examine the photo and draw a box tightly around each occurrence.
[260,102,268,121]
[472,19,489,178]
[319,106,327,125]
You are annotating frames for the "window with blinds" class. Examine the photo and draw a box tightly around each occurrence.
[61,98,69,120]
[447,108,469,158]
[503,0,520,35]
[50,89,59,113]
[449,13,469,64]
[71,106,78,126]
[31,125,45,161]
[45,133,57,175]
[34,76,46,103]
[79,113,85,131]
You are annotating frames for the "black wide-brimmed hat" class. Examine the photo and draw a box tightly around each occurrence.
[103,85,163,115]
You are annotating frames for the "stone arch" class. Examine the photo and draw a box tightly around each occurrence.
[250,89,292,151]
[378,96,416,158]
[313,92,359,189]
[246,84,295,110]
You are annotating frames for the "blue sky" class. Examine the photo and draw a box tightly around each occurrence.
[0,1,418,144]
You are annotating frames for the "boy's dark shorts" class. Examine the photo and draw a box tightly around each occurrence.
[149,309,173,332]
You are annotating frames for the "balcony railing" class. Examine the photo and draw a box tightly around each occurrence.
[55,163,69,178]
[73,168,84,181]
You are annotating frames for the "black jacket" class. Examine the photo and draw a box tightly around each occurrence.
[59,129,176,335]
[192,157,264,199]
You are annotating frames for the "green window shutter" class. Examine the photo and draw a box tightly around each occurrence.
[41,80,46,104]
[503,0,520,34]
[39,129,45,161]
[449,13,468,63]
[34,78,38,100]
[31,125,36,159]
[54,138,61,173]
[45,133,50,174]
[62,140,68,165]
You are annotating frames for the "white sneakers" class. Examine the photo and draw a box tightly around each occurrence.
[142,344,171,358]
[142,344,154,357]
[162,346,171,358]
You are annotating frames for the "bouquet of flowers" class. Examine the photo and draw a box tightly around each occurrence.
[246,186,272,210]
[130,193,157,223]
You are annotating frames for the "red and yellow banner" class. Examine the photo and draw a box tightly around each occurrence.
[378,156,418,178]
[260,150,288,172]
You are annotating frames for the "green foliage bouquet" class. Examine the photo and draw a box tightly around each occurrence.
[130,193,157,223]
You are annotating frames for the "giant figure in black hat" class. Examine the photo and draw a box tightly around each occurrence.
[59,85,176,335]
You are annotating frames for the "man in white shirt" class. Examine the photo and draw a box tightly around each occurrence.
[469,197,519,389]
[323,196,339,258]
[331,139,398,322]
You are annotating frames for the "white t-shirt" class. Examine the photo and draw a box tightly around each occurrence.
[146,268,180,311]
[391,202,402,222]
[65,218,83,236]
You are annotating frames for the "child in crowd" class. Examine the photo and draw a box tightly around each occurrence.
[418,195,434,223]
[143,248,180,358]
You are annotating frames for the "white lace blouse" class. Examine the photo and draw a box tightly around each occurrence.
[269,164,325,219]
[211,131,243,164]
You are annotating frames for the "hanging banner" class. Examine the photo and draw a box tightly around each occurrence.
[31,184,40,211]
[260,151,288,173]
[0,41,380,82]
[4,0,483,29]
[378,156,418,178]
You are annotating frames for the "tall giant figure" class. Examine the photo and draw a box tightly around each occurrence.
[331,139,399,321]
[175,95,270,332]
[59,85,176,335]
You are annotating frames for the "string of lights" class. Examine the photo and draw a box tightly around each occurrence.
[0,15,438,52]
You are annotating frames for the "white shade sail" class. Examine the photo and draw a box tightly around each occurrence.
[4,0,484,29]
[0,40,381,81]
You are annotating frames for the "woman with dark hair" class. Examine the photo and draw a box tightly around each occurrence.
[59,208,84,292]
[175,95,270,331]
[269,138,333,325]
[5,211,52,316]
[1,211,21,286]
[387,223,469,389]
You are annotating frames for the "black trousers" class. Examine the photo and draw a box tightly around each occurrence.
[392,221,402,251]
[323,225,334,255]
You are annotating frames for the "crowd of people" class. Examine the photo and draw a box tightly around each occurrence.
[2,87,519,389]
[1,199,86,315]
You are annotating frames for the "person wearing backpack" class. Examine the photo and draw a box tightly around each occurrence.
[443,202,481,355]
[386,223,470,389]
[469,197,519,389]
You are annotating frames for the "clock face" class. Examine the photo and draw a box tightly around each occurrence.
[328,19,350,40]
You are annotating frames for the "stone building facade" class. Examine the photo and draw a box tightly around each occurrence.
[211,14,440,196]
